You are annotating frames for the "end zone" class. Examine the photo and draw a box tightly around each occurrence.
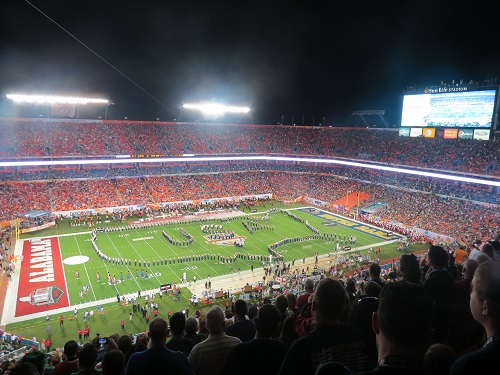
[6,237,69,320]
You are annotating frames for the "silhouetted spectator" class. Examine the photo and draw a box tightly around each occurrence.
[225,299,256,343]
[20,350,46,375]
[368,263,386,289]
[101,350,125,375]
[423,343,457,375]
[423,245,455,342]
[9,362,39,375]
[188,306,241,375]
[279,278,375,374]
[398,253,421,284]
[222,304,288,375]
[450,260,500,374]
[54,340,79,375]
[73,344,100,375]
[296,279,314,312]
[184,317,206,344]
[352,281,434,375]
[166,312,196,356]
[125,317,193,375]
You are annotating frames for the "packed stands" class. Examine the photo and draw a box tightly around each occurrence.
[0,170,498,248]
[0,119,499,174]
[0,119,499,246]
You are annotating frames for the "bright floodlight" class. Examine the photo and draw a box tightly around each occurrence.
[183,103,250,115]
[6,94,109,105]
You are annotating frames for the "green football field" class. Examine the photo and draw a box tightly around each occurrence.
[7,204,426,347]
[60,206,399,304]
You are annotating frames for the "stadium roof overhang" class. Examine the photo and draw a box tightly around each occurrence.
[19,210,52,218]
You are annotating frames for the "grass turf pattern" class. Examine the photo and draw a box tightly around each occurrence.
[61,207,390,303]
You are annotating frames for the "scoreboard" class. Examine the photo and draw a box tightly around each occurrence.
[400,87,498,140]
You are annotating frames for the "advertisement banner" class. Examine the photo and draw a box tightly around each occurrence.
[410,128,422,137]
[303,196,330,208]
[443,128,458,139]
[52,204,145,217]
[50,104,76,117]
[51,195,274,218]
[423,128,436,138]
[461,182,492,192]
[398,128,410,137]
[458,129,473,139]
[19,221,55,234]
[473,129,490,140]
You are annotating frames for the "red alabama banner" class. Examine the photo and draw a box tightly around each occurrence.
[15,237,69,317]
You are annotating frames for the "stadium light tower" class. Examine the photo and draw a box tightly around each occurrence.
[6,94,110,119]
[182,103,250,116]
[6,94,109,105]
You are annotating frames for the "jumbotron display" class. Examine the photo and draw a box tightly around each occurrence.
[401,89,496,128]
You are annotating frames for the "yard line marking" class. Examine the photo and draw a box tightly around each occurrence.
[103,232,142,290]
[73,236,97,300]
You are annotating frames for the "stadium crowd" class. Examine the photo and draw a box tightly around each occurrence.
[0,170,498,249]
[3,162,499,207]
[0,119,499,175]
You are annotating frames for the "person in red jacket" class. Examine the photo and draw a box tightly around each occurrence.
[54,340,79,375]
[297,279,315,312]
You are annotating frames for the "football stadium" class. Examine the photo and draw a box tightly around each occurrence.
[1,90,500,368]
[1,2,500,374]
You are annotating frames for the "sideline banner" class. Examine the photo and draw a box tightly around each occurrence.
[19,221,55,234]
[15,238,69,317]
[303,196,330,208]
[44,194,275,218]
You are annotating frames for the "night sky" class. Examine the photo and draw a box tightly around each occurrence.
[1,0,499,126]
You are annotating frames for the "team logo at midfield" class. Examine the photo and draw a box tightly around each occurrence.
[18,285,65,306]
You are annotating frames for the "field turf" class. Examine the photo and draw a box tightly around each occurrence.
[6,203,427,347]
[60,206,398,303]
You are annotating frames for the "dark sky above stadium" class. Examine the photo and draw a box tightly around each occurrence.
[1,0,499,126]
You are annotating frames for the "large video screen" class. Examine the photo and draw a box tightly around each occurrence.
[401,89,496,128]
